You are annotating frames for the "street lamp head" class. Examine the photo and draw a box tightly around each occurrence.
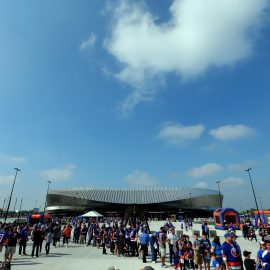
[216,181,221,184]
[14,168,21,172]
[245,168,251,172]
[48,180,52,184]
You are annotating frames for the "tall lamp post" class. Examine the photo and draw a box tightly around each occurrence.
[4,168,21,222]
[43,180,52,214]
[245,168,261,222]
[1,197,6,217]
[12,197,17,217]
[17,198,23,222]
[216,181,223,208]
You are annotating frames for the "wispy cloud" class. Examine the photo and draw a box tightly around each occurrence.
[0,175,14,184]
[124,170,158,186]
[157,122,205,145]
[105,0,269,114]
[40,163,77,181]
[192,181,208,189]
[221,177,245,188]
[227,160,257,173]
[187,163,223,178]
[209,125,256,141]
[192,176,244,189]
[0,152,27,163]
[80,34,96,52]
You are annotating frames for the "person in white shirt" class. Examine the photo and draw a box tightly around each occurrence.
[167,227,178,266]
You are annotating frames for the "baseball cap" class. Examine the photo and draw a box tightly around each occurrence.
[243,251,251,257]
[224,232,233,238]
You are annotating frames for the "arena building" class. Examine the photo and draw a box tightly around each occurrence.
[46,187,222,219]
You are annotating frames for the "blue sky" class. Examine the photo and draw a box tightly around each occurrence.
[0,0,270,211]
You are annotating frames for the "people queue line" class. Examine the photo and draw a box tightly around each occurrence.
[0,219,270,270]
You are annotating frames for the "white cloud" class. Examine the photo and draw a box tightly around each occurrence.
[193,182,208,189]
[40,163,77,181]
[0,152,27,163]
[187,163,223,178]
[125,170,158,186]
[0,175,14,184]
[157,122,205,145]
[80,34,96,52]
[221,177,245,188]
[105,0,268,113]
[227,160,257,173]
[210,125,256,141]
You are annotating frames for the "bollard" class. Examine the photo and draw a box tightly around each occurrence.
[210,230,217,237]
[176,230,183,238]
[193,230,200,237]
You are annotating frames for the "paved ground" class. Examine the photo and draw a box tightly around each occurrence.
[1,221,261,270]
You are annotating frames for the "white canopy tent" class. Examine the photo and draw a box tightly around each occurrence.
[82,210,103,218]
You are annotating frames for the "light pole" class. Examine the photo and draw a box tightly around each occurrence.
[216,181,223,208]
[245,168,261,222]
[4,168,21,222]
[12,197,17,217]
[43,180,52,214]
[1,197,6,217]
[17,198,23,222]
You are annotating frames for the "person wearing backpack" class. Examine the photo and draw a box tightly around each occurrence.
[193,233,203,270]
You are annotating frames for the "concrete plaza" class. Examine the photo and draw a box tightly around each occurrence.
[2,221,261,270]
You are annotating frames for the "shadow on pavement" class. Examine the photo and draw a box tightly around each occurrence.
[12,261,43,266]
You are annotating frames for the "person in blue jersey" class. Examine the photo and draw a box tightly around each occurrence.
[212,253,222,270]
[0,226,8,254]
[130,225,138,257]
[222,233,242,270]
[211,236,222,270]
[228,223,236,232]
[201,222,206,236]
[149,232,158,263]
[262,240,270,270]
[139,228,149,263]
[125,226,131,255]
[256,241,266,267]
[18,225,28,256]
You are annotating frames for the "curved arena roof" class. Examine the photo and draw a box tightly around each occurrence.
[46,187,221,213]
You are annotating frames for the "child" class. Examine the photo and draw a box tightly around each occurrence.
[174,241,181,270]
[211,253,221,270]
[180,241,189,270]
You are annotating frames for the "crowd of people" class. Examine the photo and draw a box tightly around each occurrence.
[0,218,270,270]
